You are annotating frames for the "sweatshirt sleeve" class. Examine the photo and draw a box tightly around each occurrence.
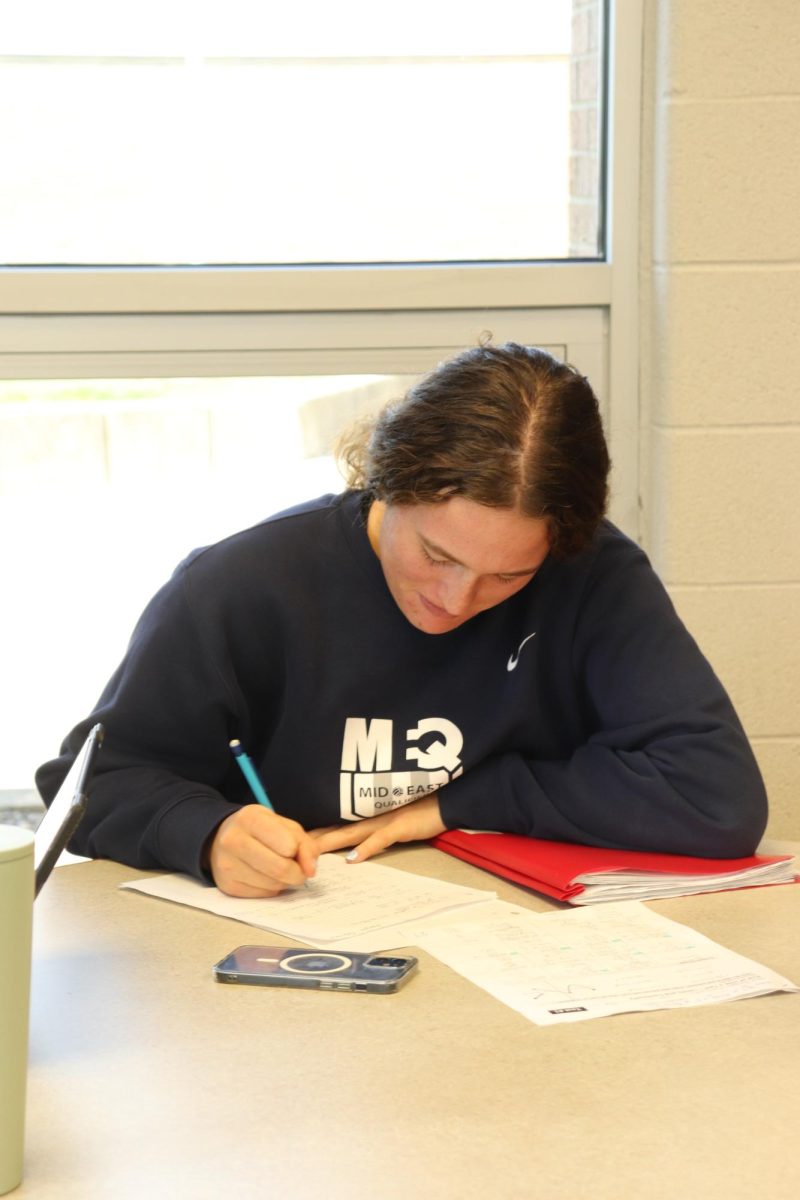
[35,562,255,879]
[437,541,768,858]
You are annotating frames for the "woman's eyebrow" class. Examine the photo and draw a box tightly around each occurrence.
[420,535,540,577]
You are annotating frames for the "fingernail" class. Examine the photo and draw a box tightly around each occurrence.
[345,850,359,862]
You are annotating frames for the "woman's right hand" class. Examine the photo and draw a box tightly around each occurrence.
[208,805,319,897]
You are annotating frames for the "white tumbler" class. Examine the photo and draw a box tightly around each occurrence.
[0,826,34,1195]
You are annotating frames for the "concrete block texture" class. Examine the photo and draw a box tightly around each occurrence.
[661,0,800,98]
[649,267,800,426]
[649,427,800,583]
[753,739,800,840]
[644,0,800,846]
[654,98,800,264]
[669,584,800,736]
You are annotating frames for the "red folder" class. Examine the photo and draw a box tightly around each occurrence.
[432,830,798,904]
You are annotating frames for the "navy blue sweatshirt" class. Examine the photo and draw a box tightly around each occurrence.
[36,490,768,879]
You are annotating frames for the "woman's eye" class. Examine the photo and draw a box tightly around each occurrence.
[497,569,536,585]
[422,548,448,567]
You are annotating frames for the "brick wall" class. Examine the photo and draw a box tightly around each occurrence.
[641,0,800,837]
[569,0,603,256]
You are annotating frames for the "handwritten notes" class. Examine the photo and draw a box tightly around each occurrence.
[121,853,495,949]
[414,900,800,1024]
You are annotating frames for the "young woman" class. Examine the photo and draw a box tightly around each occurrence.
[36,343,767,896]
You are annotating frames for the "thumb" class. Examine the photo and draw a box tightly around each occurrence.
[296,835,320,878]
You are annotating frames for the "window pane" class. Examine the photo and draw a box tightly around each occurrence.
[0,374,414,791]
[1,0,605,266]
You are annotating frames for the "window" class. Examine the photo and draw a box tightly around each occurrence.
[0,0,643,798]
[3,1,604,266]
[0,371,412,789]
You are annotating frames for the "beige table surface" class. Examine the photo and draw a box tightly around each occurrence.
[19,843,800,1200]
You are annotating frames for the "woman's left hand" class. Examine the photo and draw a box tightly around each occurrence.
[310,794,446,863]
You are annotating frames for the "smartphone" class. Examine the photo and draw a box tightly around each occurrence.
[34,722,104,896]
[213,945,418,994]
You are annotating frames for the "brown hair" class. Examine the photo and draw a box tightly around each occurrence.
[337,342,610,559]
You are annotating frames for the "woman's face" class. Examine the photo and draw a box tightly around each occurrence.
[371,497,551,635]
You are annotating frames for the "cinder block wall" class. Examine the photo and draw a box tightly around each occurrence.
[640,1,800,838]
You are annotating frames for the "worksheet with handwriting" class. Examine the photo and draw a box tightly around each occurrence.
[121,853,495,948]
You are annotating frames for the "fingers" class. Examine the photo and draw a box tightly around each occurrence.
[311,821,384,856]
[218,873,287,899]
[295,836,320,879]
[236,804,311,862]
[344,826,397,864]
[210,806,319,897]
[314,796,446,864]
[211,795,446,893]
[308,824,344,839]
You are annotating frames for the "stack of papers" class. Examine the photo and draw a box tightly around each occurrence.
[570,861,797,903]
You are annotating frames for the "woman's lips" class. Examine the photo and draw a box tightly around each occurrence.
[419,594,451,618]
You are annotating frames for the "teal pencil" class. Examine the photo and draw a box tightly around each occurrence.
[229,738,313,889]
[229,739,275,811]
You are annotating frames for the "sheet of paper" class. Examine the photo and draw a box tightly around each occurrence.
[121,853,495,948]
[57,849,90,868]
[415,899,800,1025]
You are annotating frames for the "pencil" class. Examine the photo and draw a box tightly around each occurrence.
[229,739,275,811]
[229,738,314,889]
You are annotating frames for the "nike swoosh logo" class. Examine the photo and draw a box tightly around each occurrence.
[507,631,537,672]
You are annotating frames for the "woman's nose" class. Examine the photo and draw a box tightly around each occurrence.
[439,569,480,615]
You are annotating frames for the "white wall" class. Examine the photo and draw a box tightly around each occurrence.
[640,0,800,837]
